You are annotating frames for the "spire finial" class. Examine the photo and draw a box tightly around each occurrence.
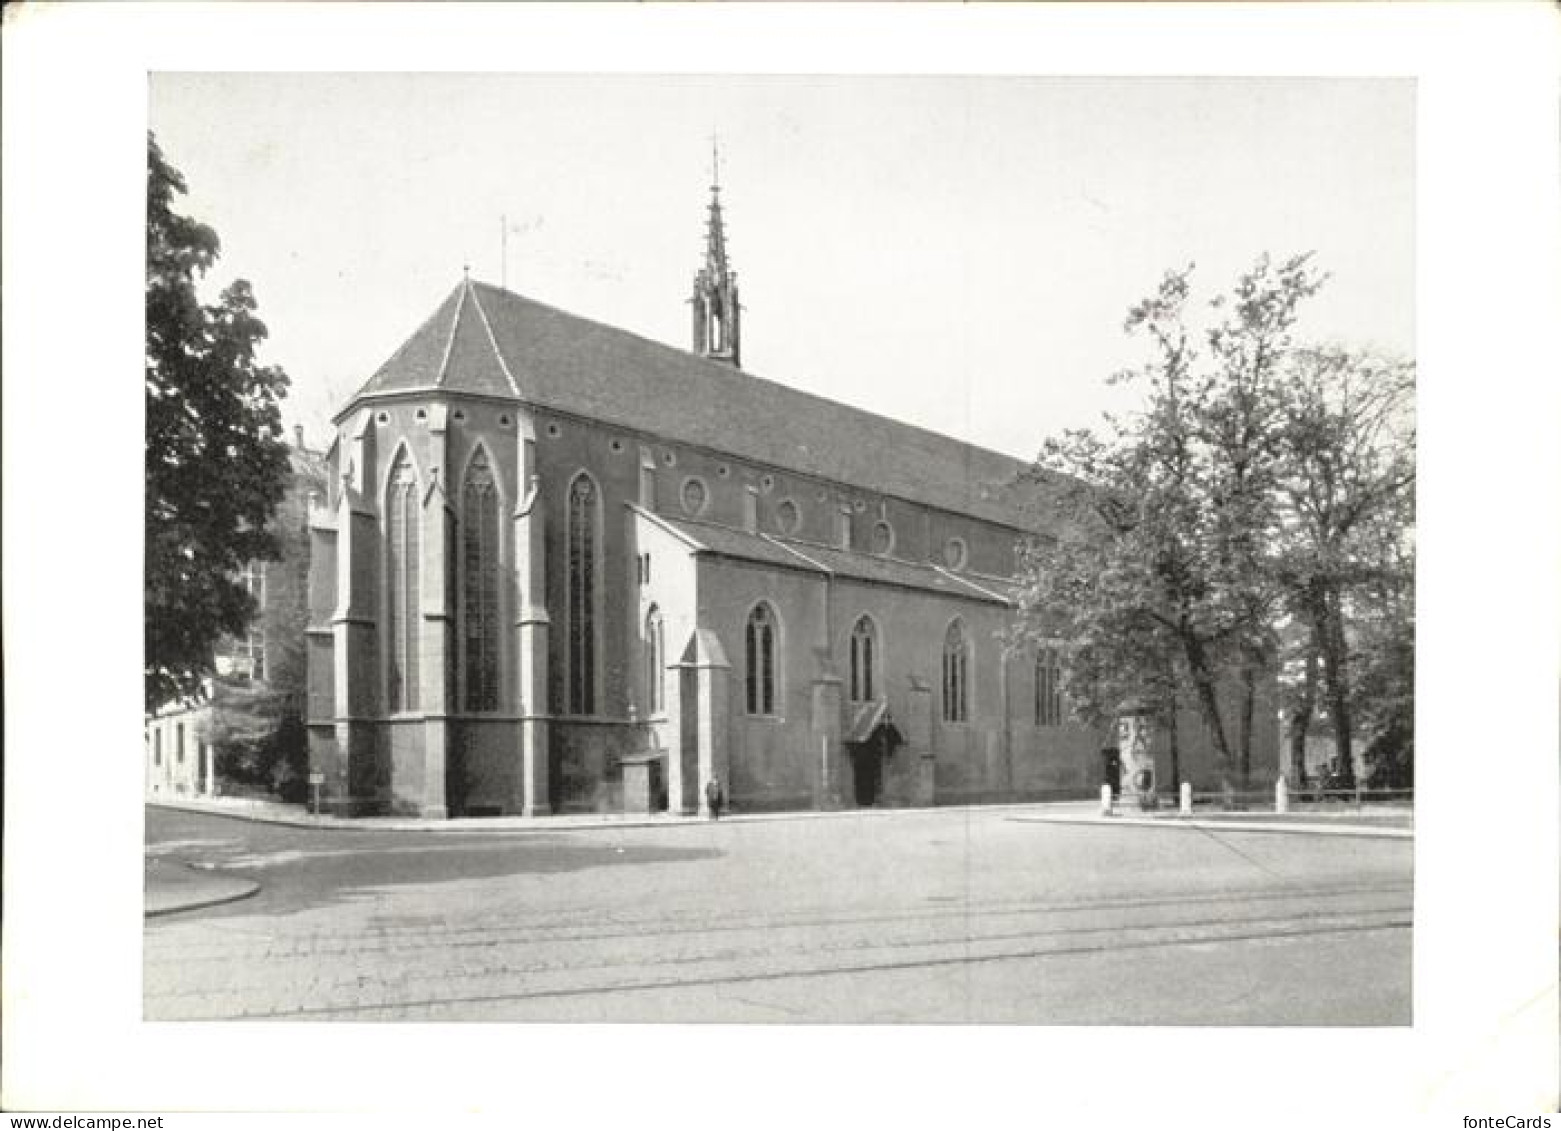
[691,145,740,368]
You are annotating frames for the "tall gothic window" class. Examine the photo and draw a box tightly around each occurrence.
[1035,646,1063,727]
[567,473,599,715]
[942,620,968,723]
[745,603,777,715]
[462,449,501,712]
[387,452,421,713]
[849,616,877,703]
[644,605,665,716]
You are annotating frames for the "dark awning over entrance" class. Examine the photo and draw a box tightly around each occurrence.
[845,700,903,749]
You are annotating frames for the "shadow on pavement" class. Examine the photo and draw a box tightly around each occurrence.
[146,807,723,920]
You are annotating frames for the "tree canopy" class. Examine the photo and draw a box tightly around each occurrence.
[145,132,292,711]
[1013,254,1414,791]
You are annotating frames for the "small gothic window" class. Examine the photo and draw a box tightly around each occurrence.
[850,616,878,703]
[942,620,969,723]
[645,606,666,716]
[386,451,421,713]
[1035,647,1064,727]
[680,477,709,516]
[871,521,894,555]
[776,499,801,535]
[462,449,501,712]
[943,537,969,570]
[745,603,778,716]
[567,473,599,715]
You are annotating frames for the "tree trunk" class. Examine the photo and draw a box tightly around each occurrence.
[1183,633,1234,793]
[1320,590,1355,785]
[1289,647,1319,785]
[1238,664,1257,789]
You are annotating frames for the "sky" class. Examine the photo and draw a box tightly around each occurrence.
[149,74,1414,460]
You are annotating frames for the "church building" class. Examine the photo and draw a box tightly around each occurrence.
[304,178,1275,817]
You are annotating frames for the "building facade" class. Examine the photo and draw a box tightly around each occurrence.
[145,437,327,799]
[304,183,1277,818]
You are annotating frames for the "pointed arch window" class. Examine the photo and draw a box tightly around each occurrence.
[942,620,968,723]
[1035,646,1063,727]
[644,605,666,716]
[567,473,599,715]
[849,616,878,703]
[387,452,421,713]
[745,603,777,716]
[461,449,501,712]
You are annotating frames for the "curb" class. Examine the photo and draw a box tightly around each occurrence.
[147,797,1101,836]
[1007,813,1413,840]
[145,861,261,918]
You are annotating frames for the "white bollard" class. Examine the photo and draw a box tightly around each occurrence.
[1275,775,1289,814]
[1180,781,1192,816]
[1100,783,1114,817]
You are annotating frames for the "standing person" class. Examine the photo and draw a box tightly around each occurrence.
[705,776,724,820]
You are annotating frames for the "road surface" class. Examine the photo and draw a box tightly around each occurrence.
[144,804,1411,1024]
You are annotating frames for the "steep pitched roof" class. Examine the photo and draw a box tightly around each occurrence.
[350,278,1056,530]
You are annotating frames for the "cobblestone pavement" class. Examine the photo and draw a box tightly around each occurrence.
[144,805,1411,1024]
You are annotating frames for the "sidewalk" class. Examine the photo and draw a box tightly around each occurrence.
[1010,808,1413,840]
[146,793,1085,834]
[145,857,259,917]
[147,794,1408,838]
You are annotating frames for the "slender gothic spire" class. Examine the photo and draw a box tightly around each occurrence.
[691,144,741,367]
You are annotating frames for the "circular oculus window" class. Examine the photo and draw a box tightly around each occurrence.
[776,499,801,534]
[680,477,709,516]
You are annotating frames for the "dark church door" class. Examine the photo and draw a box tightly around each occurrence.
[850,741,883,807]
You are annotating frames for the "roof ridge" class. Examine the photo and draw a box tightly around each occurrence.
[465,280,522,396]
[932,565,1012,604]
[759,533,832,573]
[626,502,707,551]
[433,281,469,387]
[364,282,464,391]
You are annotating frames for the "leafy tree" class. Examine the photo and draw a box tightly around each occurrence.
[1269,345,1415,784]
[1015,254,1412,793]
[145,132,291,710]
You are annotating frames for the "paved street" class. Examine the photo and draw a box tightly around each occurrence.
[145,805,1411,1024]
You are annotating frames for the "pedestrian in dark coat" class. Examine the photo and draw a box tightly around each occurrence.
[705,776,724,820]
